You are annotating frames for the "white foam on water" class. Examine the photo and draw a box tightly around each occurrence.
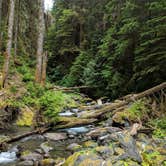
[59,111,75,117]
[0,152,16,164]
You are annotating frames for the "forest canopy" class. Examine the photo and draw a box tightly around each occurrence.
[46,0,166,98]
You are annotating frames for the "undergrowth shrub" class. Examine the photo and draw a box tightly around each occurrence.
[39,91,76,122]
[149,117,166,138]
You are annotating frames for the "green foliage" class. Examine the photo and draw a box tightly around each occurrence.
[17,65,34,82]
[149,117,166,138]
[142,151,165,166]
[39,91,77,122]
[47,0,166,99]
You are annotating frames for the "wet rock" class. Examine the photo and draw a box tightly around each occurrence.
[114,147,125,156]
[64,151,102,166]
[44,132,67,141]
[106,127,122,134]
[78,158,106,166]
[20,135,45,142]
[113,160,140,166]
[137,133,150,144]
[20,152,43,161]
[95,146,114,159]
[83,141,98,148]
[104,160,113,166]
[104,119,113,127]
[39,158,55,166]
[35,148,43,154]
[18,160,34,166]
[55,157,65,165]
[40,142,53,154]
[86,127,107,138]
[67,143,82,152]
[117,133,142,163]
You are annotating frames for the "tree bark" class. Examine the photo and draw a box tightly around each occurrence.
[41,52,47,86]
[14,0,19,58]
[0,0,2,50]
[1,0,15,88]
[35,0,45,84]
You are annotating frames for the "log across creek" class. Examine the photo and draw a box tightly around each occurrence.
[0,82,165,148]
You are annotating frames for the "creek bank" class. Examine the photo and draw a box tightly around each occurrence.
[0,83,165,165]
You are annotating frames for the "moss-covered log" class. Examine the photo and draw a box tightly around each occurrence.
[55,117,97,129]
[81,82,166,119]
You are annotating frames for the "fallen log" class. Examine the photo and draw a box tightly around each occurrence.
[55,117,97,129]
[49,85,95,91]
[81,82,166,119]
[0,127,50,148]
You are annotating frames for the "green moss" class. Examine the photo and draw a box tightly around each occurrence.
[113,100,150,123]
[149,117,166,139]
[83,141,98,148]
[40,159,55,165]
[21,150,31,156]
[142,151,166,165]
[16,107,34,126]
[63,152,80,166]
[79,158,104,166]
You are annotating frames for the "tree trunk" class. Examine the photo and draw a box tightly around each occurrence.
[0,0,3,51]
[14,0,19,59]
[1,0,15,88]
[41,52,47,86]
[35,0,45,84]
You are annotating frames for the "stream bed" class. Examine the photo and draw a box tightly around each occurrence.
[0,124,91,165]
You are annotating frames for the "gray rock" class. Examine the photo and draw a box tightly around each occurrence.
[20,152,43,161]
[40,142,53,154]
[44,132,67,141]
[95,146,114,159]
[117,133,142,163]
[67,143,82,151]
[18,160,34,166]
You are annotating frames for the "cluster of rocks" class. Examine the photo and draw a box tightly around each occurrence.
[11,125,165,166]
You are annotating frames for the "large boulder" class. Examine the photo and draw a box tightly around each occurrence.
[63,151,103,166]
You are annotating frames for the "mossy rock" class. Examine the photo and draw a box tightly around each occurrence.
[16,106,34,126]
[114,147,125,155]
[142,151,166,165]
[79,158,105,166]
[95,146,114,157]
[67,143,82,152]
[83,141,98,148]
[113,160,140,166]
[63,151,102,166]
[39,158,55,166]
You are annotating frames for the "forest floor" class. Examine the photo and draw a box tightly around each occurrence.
[0,70,166,166]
